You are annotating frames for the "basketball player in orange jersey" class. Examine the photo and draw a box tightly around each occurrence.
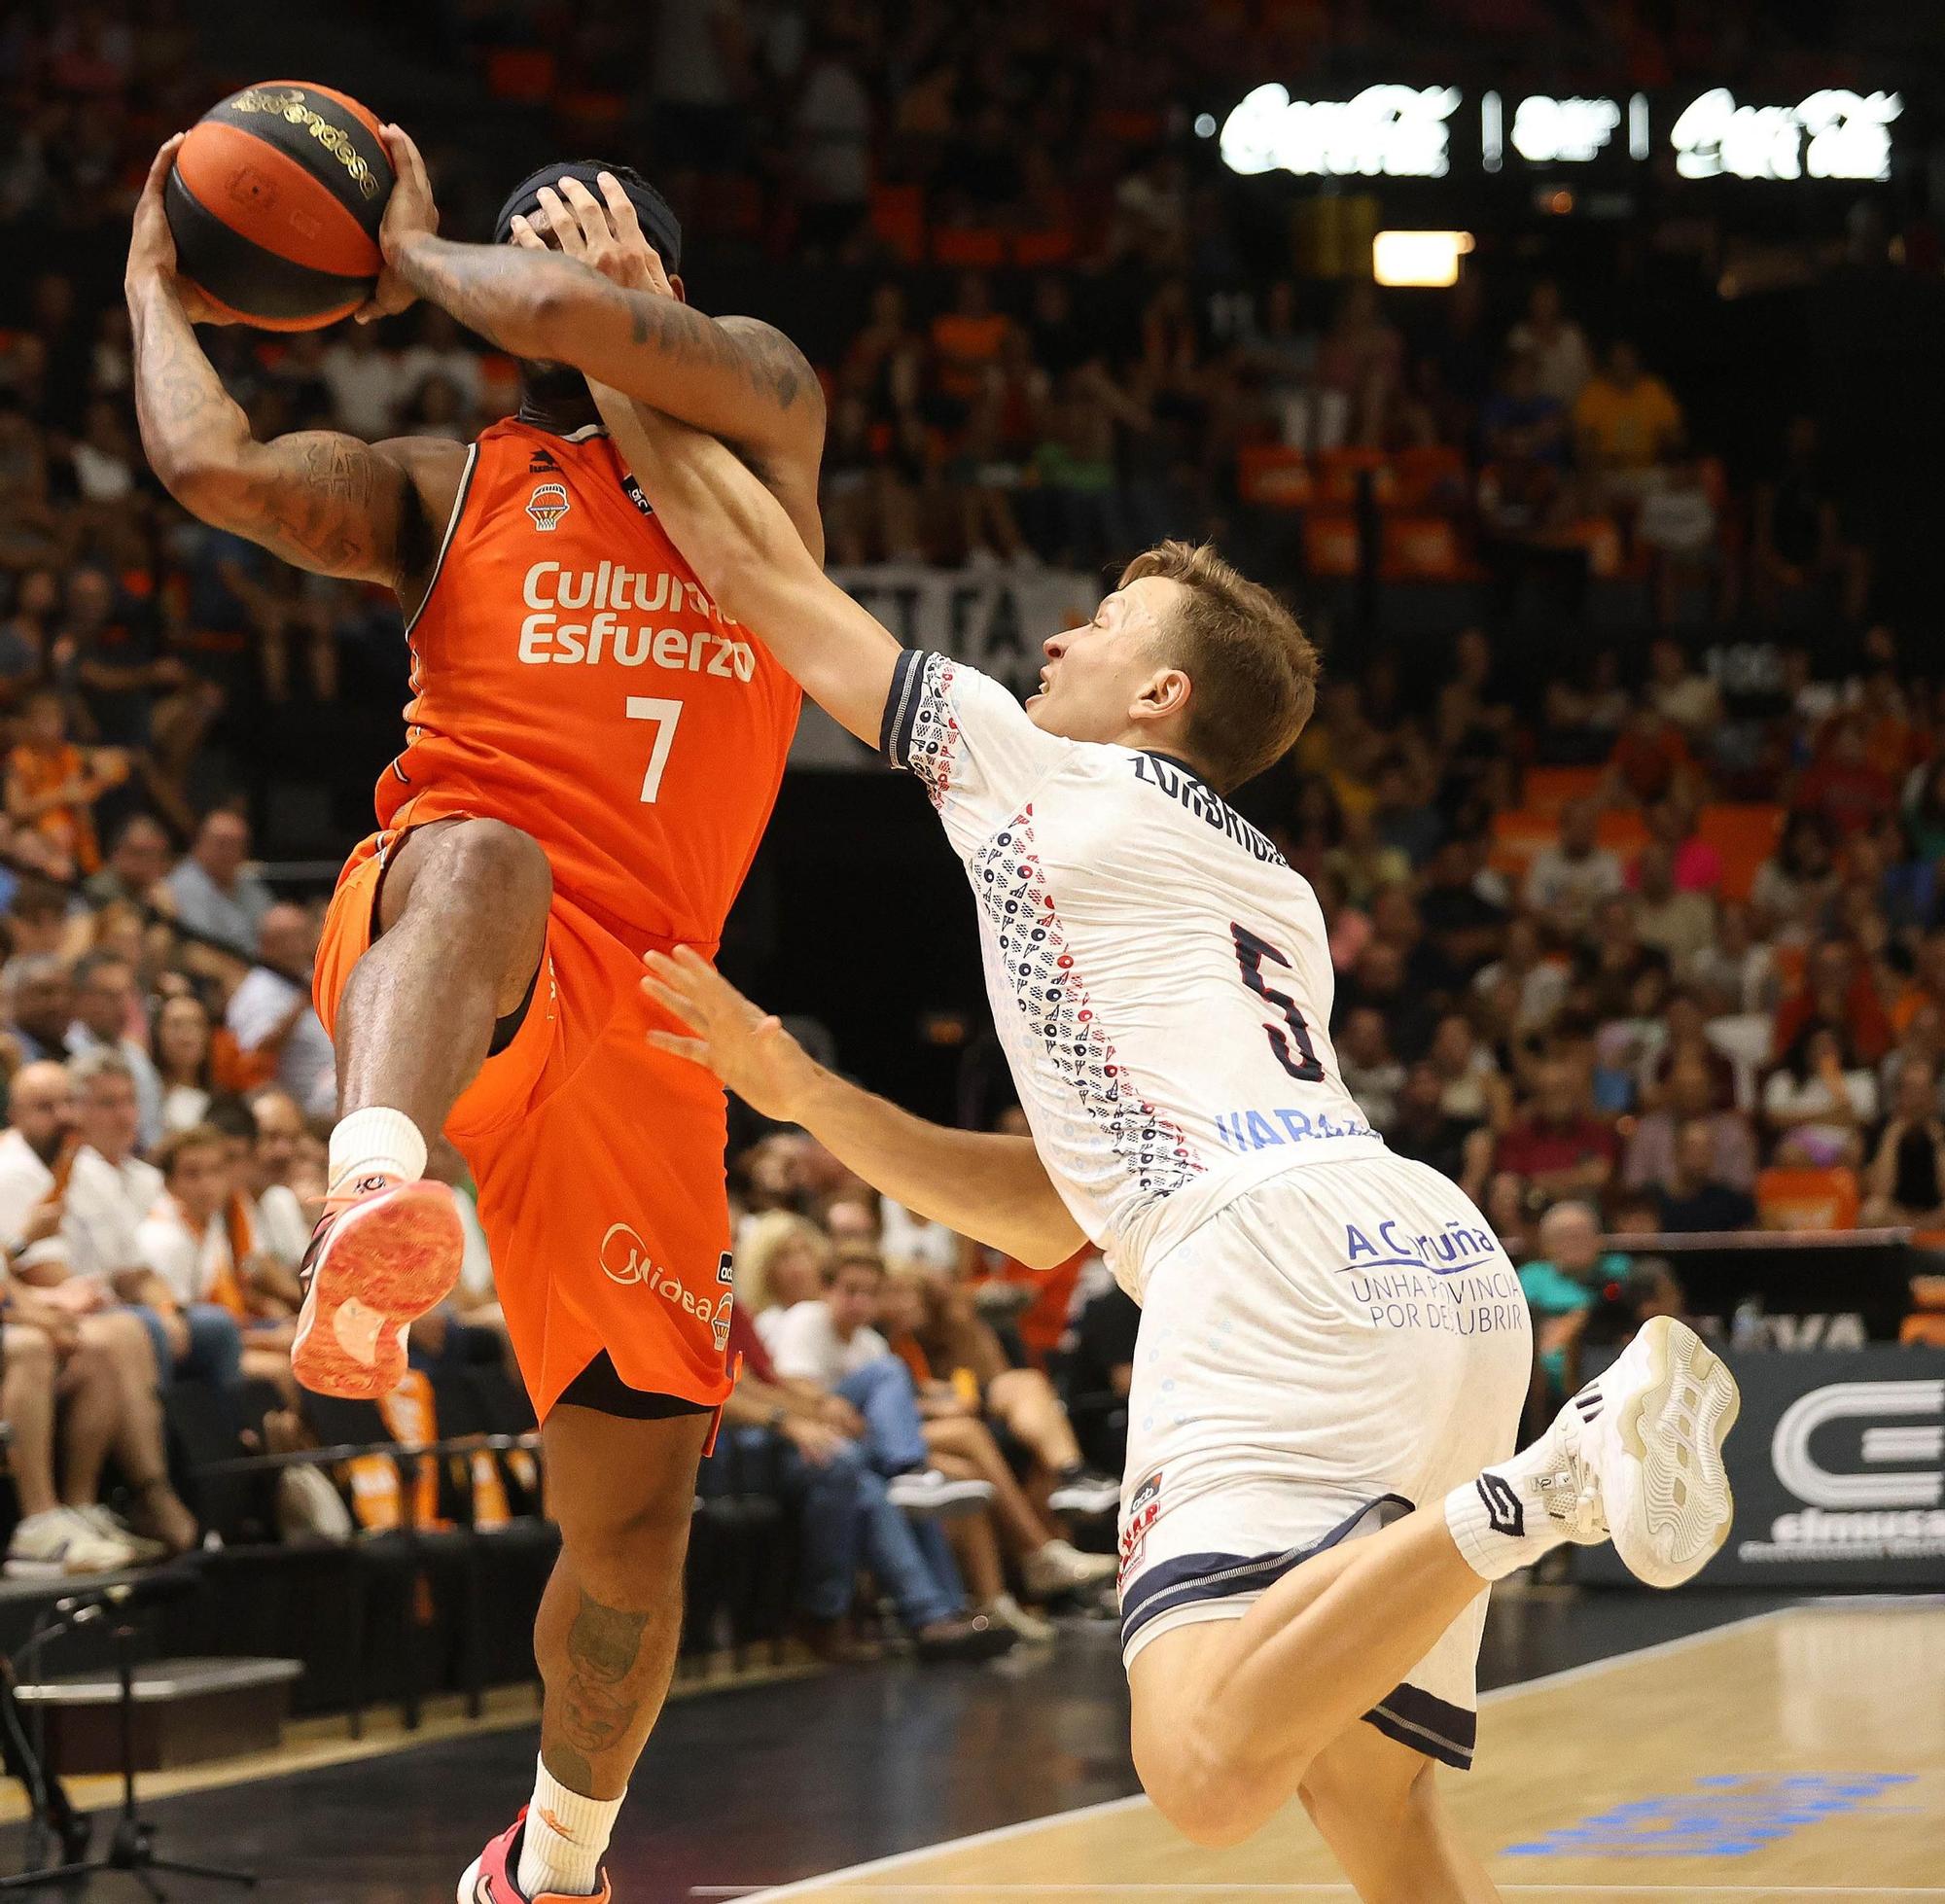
[126,125,824,1902]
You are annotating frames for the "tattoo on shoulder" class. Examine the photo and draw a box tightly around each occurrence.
[622,296,818,417]
[723,316,817,414]
[229,435,406,579]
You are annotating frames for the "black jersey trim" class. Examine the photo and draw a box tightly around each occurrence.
[880,647,930,768]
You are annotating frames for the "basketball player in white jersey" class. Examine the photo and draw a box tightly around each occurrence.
[533,186,1740,1902]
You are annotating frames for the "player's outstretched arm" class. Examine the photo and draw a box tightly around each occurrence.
[377,142,822,498]
[644,950,1086,1270]
[593,379,896,745]
[125,138,461,592]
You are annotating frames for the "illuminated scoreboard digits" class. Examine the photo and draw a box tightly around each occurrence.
[1213,82,1904,184]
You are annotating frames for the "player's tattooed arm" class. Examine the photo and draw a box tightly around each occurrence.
[127,281,455,587]
[124,141,460,592]
[391,172,824,523]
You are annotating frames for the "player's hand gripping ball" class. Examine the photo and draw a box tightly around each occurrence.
[159,81,399,330]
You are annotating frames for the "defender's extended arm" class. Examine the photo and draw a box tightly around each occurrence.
[593,384,895,744]
[375,141,822,531]
[644,950,1085,1270]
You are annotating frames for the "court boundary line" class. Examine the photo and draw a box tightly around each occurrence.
[732,1605,1801,1902]
[702,1886,1945,1898]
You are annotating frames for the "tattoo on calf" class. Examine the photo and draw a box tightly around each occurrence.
[556,1590,653,1769]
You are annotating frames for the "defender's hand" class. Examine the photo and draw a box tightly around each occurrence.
[643,948,820,1122]
[125,137,226,325]
[526,175,673,298]
[360,123,439,324]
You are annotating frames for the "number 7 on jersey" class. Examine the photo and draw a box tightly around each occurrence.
[627,697,683,803]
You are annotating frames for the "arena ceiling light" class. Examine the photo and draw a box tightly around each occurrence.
[1372,229,1474,287]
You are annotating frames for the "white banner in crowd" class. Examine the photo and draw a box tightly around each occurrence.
[788,566,1098,768]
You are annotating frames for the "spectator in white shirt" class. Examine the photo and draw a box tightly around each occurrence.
[317,323,402,441]
[161,810,273,958]
[133,1123,296,1397]
[1524,797,1624,935]
[0,1059,84,1276]
[226,903,335,1118]
[1505,279,1592,407]
[153,991,218,1134]
[1764,1024,1878,1169]
[767,1251,897,1387]
[66,949,162,1149]
[243,1086,312,1267]
[772,1251,1114,1606]
[0,1061,199,1562]
[63,1048,159,1283]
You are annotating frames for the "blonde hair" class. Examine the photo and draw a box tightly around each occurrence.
[1119,540,1318,792]
[736,1211,831,1313]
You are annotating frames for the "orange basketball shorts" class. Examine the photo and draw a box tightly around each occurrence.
[315,830,736,1422]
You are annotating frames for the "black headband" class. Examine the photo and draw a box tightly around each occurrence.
[493,161,683,273]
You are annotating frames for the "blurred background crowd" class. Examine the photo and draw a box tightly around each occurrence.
[0,0,1941,1646]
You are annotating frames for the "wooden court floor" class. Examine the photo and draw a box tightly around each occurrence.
[750,1604,1945,1903]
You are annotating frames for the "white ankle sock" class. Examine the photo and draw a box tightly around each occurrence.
[326,1107,426,1199]
[518,1758,621,1899]
[1445,1452,1570,1582]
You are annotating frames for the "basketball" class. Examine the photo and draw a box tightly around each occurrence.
[163,81,393,331]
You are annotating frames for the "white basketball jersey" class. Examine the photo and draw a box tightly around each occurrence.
[882,650,1384,1300]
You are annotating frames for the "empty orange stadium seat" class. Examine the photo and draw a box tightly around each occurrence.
[554,89,626,132]
[1012,228,1074,267]
[1380,513,1471,582]
[933,226,1007,267]
[486,50,554,102]
[1314,448,1393,506]
[1391,444,1467,509]
[1564,515,1629,579]
[1523,767,1604,812]
[1490,808,1557,883]
[1304,511,1362,578]
[1238,445,1312,508]
[1596,808,1650,857]
[1755,1167,1860,1233]
[1695,803,1782,903]
[868,185,926,263]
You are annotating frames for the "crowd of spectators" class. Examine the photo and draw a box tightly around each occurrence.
[1296,617,1945,1391]
[711,1147,1125,1658]
[0,2,1939,1641]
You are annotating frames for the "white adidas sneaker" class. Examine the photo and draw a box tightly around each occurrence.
[1542,1316,1741,1589]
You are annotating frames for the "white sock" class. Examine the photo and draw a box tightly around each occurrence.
[518,1757,621,1899]
[326,1106,426,1199]
[1445,1451,1572,1582]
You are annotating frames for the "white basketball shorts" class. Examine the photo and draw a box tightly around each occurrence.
[1116,1150,1534,1769]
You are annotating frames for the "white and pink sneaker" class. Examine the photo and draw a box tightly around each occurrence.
[291,1176,464,1400]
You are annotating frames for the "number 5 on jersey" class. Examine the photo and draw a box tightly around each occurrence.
[627,696,683,802]
[1232,921,1326,1083]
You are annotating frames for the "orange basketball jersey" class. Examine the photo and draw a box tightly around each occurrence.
[378,418,801,945]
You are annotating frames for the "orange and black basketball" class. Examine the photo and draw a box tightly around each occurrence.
[164,82,394,331]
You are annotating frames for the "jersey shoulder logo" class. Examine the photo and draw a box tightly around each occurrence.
[526,481,570,532]
[619,473,655,517]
